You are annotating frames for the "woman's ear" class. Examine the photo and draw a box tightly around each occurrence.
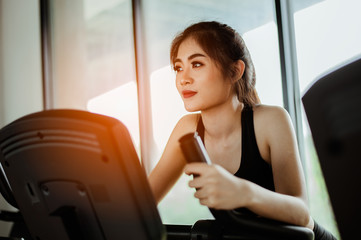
[232,60,245,82]
[232,60,246,83]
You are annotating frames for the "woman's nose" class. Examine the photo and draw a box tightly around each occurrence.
[179,68,192,85]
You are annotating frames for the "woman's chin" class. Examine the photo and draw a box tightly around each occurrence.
[184,105,199,113]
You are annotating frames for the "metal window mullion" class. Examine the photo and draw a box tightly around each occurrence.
[275,0,306,166]
[40,0,54,110]
[132,0,155,174]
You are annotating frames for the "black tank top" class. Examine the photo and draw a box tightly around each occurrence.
[196,106,275,192]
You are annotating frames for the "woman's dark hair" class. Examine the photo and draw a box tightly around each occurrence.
[170,21,260,107]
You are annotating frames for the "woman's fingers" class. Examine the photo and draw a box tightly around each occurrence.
[184,162,209,176]
[195,188,220,208]
[185,164,250,209]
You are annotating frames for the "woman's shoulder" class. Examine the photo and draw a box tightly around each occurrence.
[253,104,290,122]
[252,104,296,161]
[252,104,293,137]
[172,113,201,135]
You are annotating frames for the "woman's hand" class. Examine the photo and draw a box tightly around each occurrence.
[184,162,252,210]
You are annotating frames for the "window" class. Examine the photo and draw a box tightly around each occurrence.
[47,0,140,150]
[292,0,361,238]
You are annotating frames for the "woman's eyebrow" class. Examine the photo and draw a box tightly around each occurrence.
[174,53,207,64]
[188,53,206,60]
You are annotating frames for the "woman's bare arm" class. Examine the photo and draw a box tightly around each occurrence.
[148,114,199,203]
[252,105,310,226]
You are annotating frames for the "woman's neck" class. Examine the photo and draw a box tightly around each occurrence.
[201,95,243,140]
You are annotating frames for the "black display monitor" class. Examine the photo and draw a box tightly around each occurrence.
[302,55,361,240]
[0,109,165,240]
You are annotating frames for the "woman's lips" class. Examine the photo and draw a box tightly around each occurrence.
[182,90,197,98]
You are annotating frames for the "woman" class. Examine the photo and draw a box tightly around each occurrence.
[148,21,336,240]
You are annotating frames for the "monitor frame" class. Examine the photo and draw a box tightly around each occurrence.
[0,109,165,240]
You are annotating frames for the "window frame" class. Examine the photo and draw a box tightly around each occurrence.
[274,0,306,169]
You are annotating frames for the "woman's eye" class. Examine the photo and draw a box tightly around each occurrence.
[173,66,183,73]
[192,62,203,68]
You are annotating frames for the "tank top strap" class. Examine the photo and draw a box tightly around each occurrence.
[238,105,258,175]
[241,104,256,150]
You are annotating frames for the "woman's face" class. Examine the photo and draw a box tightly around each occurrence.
[174,37,233,112]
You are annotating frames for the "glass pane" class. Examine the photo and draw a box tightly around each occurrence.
[143,0,283,224]
[293,0,361,238]
[49,0,140,150]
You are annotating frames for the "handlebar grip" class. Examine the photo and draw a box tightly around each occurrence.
[178,132,211,164]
